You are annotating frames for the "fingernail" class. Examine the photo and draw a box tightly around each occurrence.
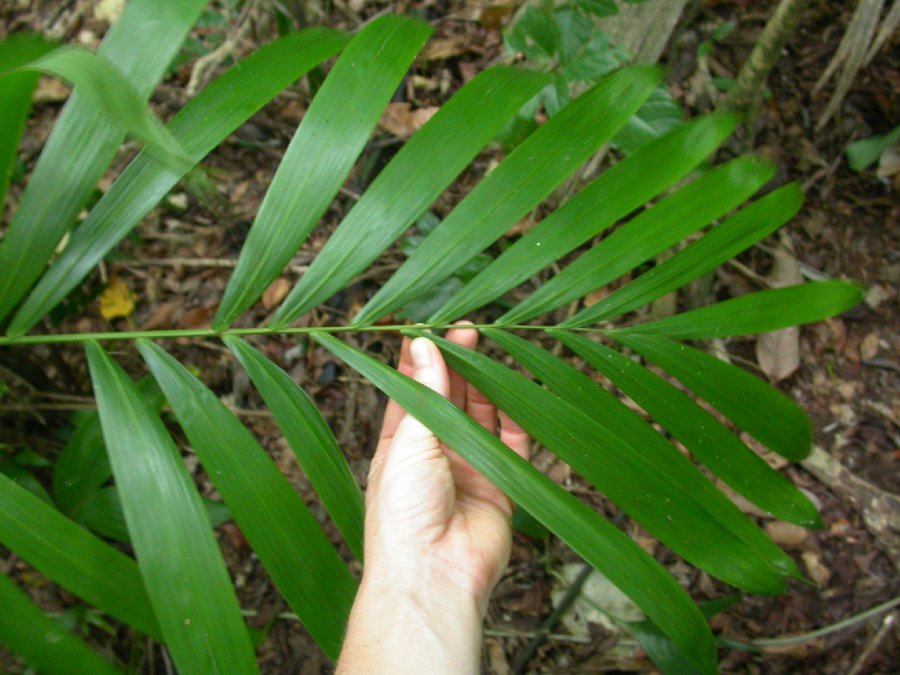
[410,338,433,368]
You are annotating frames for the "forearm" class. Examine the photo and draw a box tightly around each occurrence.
[336,574,483,675]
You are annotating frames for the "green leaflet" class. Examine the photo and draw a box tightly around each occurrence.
[351,65,662,326]
[2,46,190,169]
[0,472,161,639]
[565,183,805,327]
[612,86,684,155]
[53,377,164,515]
[846,125,900,171]
[225,336,365,561]
[214,16,432,330]
[138,340,356,661]
[618,281,865,339]
[432,114,741,324]
[481,328,801,579]
[552,331,821,527]
[0,34,56,209]
[269,66,550,328]
[78,486,231,545]
[498,153,773,324]
[86,343,258,675]
[626,597,740,675]
[0,0,208,323]
[0,572,123,675]
[612,334,812,461]
[10,28,348,338]
[312,332,716,675]
[424,332,789,594]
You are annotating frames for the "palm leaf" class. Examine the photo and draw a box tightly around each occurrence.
[86,342,258,675]
[497,153,775,324]
[423,330,796,592]
[351,65,661,326]
[616,280,864,338]
[3,46,190,168]
[225,335,365,561]
[0,15,867,673]
[8,27,349,337]
[270,66,550,328]
[213,16,432,329]
[77,486,231,545]
[0,472,161,639]
[0,34,55,208]
[0,571,123,675]
[432,114,743,324]
[0,0,208,322]
[313,332,717,675]
[52,376,163,515]
[564,183,804,327]
[612,334,813,461]
[550,331,821,526]
[138,339,356,661]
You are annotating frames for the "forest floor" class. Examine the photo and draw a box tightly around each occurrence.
[1,0,898,673]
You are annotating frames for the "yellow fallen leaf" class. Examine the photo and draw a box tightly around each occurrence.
[99,275,136,320]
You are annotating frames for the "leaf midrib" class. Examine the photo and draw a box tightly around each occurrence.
[0,323,621,346]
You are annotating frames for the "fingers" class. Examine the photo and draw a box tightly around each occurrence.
[378,337,415,445]
[408,337,449,398]
[499,411,530,461]
[386,337,450,452]
[445,322,478,410]
[443,321,497,435]
[466,384,497,435]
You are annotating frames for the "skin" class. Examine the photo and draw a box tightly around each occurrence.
[336,324,530,674]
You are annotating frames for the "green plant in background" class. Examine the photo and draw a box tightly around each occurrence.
[0,5,864,675]
[846,124,900,172]
[500,0,682,154]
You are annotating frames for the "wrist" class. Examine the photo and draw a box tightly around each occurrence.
[337,565,484,675]
[362,542,499,616]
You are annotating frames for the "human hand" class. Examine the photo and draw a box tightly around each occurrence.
[336,324,530,674]
[364,325,531,611]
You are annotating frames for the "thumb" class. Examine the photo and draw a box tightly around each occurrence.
[389,337,449,450]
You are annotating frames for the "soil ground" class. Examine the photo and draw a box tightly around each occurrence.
[0,0,898,673]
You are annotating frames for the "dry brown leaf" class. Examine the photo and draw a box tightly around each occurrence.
[33,77,70,104]
[230,180,250,206]
[716,479,770,519]
[757,240,804,381]
[458,61,479,84]
[98,275,136,320]
[757,325,800,381]
[547,459,571,486]
[279,99,305,122]
[801,550,832,585]
[485,639,509,675]
[139,299,183,331]
[865,283,893,308]
[583,288,609,308]
[505,215,537,237]
[860,331,880,360]
[423,36,471,61]
[765,521,809,548]
[877,146,900,178]
[650,291,677,320]
[179,306,215,330]
[378,102,439,138]
[262,277,290,310]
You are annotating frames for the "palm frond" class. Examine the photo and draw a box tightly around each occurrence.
[0,571,123,675]
[0,11,866,675]
[138,339,356,660]
[0,0,208,321]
